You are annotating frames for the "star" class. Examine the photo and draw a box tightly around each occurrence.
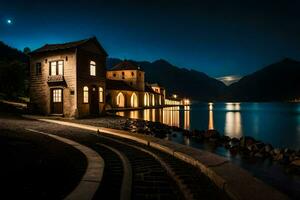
[6,19,12,25]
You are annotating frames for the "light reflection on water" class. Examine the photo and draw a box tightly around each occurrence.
[116,103,300,198]
[116,102,300,149]
[117,106,188,128]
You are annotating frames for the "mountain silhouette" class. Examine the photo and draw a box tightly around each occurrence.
[226,58,300,101]
[1,40,300,102]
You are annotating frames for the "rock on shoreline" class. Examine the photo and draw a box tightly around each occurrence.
[120,117,300,172]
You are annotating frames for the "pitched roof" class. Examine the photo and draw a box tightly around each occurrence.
[109,61,143,71]
[145,84,160,94]
[31,37,108,55]
[149,83,164,89]
[106,79,138,91]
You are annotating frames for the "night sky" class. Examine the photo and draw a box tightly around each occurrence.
[1,0,300,78]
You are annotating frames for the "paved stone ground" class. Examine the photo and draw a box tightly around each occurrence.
[0,113,87,200]
[0,112,230,200]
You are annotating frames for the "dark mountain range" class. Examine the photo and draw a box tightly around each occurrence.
[1,40,299,101]
[0,42,29,97]
[226,58,300,101]
[107,58,226,101]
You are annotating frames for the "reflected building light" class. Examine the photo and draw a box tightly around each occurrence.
[116,111,124,117]
[151,109,155,122]
[225,111,242,138]
[144,109,150,121]
[184,106,190,130]
[130,110,138,119]
[163,106,180,127]
[208,110,214,130]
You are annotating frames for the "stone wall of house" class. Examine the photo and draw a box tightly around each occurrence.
[76,48,106,117]
[107,70,145,91]
[29,49,77,117]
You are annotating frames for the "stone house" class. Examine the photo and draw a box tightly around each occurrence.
[29,37,107,117]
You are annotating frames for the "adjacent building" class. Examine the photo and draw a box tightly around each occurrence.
[106,61,164,109]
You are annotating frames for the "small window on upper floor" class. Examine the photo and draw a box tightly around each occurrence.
[131,72,134,76]
[90,61,96,76]
[50,61,63,76]
[35,62,42,75]
[113,73,116,77]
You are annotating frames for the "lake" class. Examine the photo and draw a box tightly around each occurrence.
[116,102,300,149]
[116,102,300,198]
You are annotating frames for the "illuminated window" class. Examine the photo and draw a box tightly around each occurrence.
[50,61,63,75]
[58,61,63,75]
[144,93,149,106]
[90,61,96,76]
[53,89,62,102]
[83,86,89,103]
[35,62,42,75]
[116,92,125,107]
[50,62,57,75]
[131,92,138,107]
[99,87,104,103]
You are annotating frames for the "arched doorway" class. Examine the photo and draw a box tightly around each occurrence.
[116,92,125,107]
[131,92,138,108]
[144,93,150,107]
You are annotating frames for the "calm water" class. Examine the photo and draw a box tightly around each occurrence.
[117,102,300,149]
[116,103,300,198]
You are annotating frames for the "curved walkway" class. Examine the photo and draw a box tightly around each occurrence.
[97,143,132,200]
[25,115,289,200]
[25,128,105,200]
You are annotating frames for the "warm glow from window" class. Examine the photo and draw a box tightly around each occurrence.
[90,61,96,76]
[53,89,62,102]
[117,92,125,107]
[50,61,63,75]
[58,61,63,75]
[99,87,104,103]
[50,62,57,75]
[144,93,150,106]
[152,94,155,106]
[83,86,89,103]
[131,92,138,107]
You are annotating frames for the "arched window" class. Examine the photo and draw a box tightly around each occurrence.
[144,93,149,106]
[99,87,104,103]
[152,94,155,106]
[131,92,138,108]
[83,86,89,103]
[90,61,96,76]
[116,92,125,107]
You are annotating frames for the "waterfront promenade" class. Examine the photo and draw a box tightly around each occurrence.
[0,111,289,200]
